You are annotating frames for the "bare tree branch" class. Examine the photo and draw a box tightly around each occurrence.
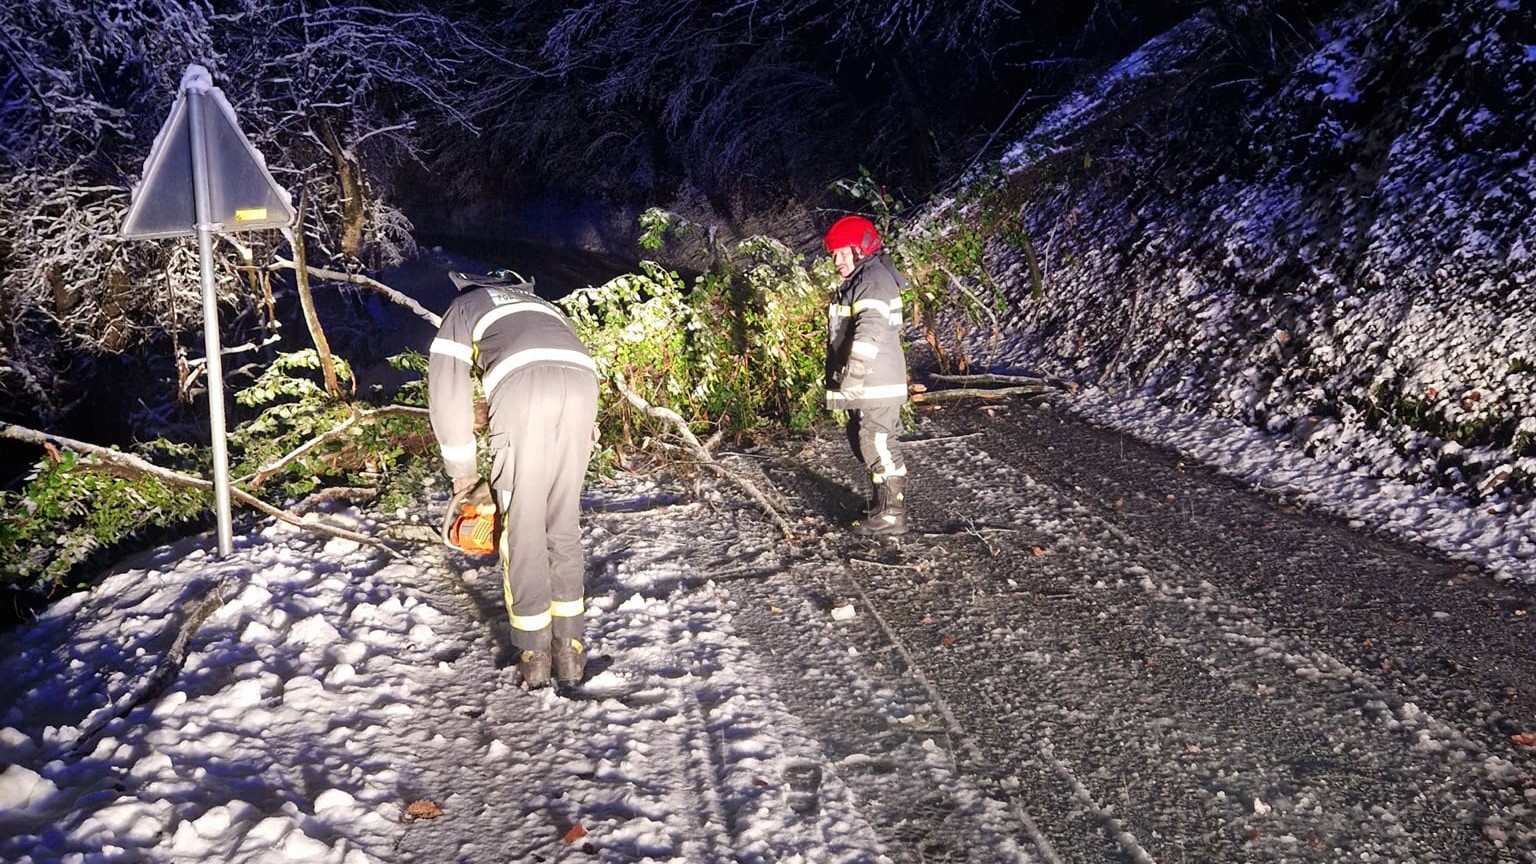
[269,255,442,328]
[911,385,1052,403]
[611,371,794,538]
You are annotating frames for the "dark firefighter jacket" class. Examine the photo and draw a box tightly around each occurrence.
[825,252,909,410]
[428,280,596,481]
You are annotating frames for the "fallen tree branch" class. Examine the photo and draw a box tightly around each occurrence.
[926,373,1071,389]
[268,257,443,328]
[903,432,985,444]
[68,577,233,761]
[939,265,1003,356]
[0,423,399,557]
[912,385,1052,404]
[611,372,794,538]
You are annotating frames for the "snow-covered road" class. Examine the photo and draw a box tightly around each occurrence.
[2,396,1532,863]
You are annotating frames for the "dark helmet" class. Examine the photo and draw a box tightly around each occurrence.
[823,215,882,256]
[449,269,534,292]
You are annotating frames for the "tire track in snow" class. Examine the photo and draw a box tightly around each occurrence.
[849,401,1536,863]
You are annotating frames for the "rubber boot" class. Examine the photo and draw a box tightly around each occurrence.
[552,638,587,685]
[853,475,908,536]
[518,650,552,688]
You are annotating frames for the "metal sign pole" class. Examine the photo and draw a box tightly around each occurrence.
[187,91,235,556]
[122,64,295,558]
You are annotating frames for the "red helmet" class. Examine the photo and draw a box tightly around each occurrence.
[823,215,882,256]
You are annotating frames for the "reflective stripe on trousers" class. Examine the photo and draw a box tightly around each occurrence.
[846,404,907,484]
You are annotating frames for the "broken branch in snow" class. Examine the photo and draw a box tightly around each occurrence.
[939,265,1004,353]
[67,577,232,761]
[0,423,399,557]
[611,372,794,538]
[848,557,927,571]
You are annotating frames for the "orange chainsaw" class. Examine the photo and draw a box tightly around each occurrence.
[446,503,498,556]
[442,478,498,556]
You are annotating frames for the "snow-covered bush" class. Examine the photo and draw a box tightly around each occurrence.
[561,209,826,465]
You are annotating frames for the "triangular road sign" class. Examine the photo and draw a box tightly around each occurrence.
[122,71,295,239]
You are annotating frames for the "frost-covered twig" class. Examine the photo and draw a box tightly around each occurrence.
[182,333,284,370]
[957,517,1000,557]
[939,265,1004,351]
[927,372,1068,388]
[269,257,442,328]
[901,431,985,444]
[611,372,794,538]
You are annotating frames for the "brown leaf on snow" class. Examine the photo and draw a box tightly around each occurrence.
[402,799,444,822]
[1511,733,1536,747]
[563,824,589,844]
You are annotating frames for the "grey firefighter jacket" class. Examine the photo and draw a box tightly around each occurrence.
[825,252,909,410]
[428,278,597,481]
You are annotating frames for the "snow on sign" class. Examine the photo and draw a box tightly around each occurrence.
[121,65,295,239]
[119,65,296,558]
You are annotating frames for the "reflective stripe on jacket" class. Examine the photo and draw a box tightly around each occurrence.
[825,253,909,409]
[428,284,596,478]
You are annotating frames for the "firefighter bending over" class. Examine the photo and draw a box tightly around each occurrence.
[429,270,600,688]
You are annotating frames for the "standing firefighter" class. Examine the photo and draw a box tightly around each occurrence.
[429,270,600,688]
[823,216,912,536]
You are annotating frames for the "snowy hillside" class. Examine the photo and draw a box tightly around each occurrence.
[960,0,1535,521]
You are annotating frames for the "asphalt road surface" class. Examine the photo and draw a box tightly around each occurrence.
[743,397,1536,863]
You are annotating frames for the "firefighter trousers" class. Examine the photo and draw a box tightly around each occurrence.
[488,364,600,652]
[845,404,907,486]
